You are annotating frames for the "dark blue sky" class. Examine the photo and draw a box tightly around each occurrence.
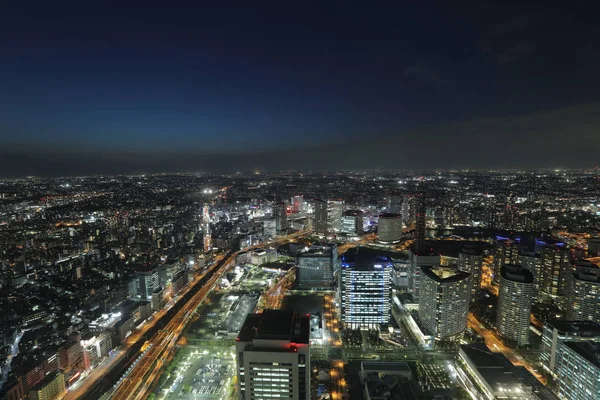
[1,1,599,175]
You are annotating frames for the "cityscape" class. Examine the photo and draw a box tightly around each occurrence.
[0,171,599,400]
[2,2,600,400]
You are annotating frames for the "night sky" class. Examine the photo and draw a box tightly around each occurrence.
[1,1,599,176]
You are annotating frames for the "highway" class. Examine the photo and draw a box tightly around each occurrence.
[108,231,309,400]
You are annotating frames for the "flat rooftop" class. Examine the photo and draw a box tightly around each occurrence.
[237,310,310,344]
[422,266,469,283]
[460,344,526,390]
[564,342,600,369]
[545,320,600,335]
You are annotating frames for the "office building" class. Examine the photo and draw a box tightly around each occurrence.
[415,194,426,253]
[341,210,363,236]
[236,310,310,400]
[492,238,519,286]
[496,265,534,346]
[313,199,328,235]
[539,244,571,303]
[419,266,470,340]
[28,371,65,400]
[291,195,304,213]
[555,342,600,399]
[273,202,288,233]
[377,213,402,243]
[134,266,160,299]
[408,250,440,303]
[340,248,393,329]
[296,245,339,290]
[567,261,600,322]
[327,200,343,232]
[588,237,600,257]
[263,218,277,238]
[457,246,483,304]
[540,320,600,377]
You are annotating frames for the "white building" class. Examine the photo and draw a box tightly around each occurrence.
[236,310,310,400]
[419,266,470,340]
[496,264,534,346]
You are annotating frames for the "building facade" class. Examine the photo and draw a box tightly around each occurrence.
[457,247,483,305]
[340,249,392,329]
[418,266,470,340]
[496,265,534,346]
[313,199,328,235]
[236,310,310,400]
[296,245,339,290]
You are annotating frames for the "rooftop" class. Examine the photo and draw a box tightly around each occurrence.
[237,310,310,344]
[501,264,534,284]
[545,320,600,336]
[421,266,469,283]
[341,247,393,270]
[460,344,528,391]
[564,342,600,369]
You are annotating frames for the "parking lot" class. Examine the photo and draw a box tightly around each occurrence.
[163,348,235,399]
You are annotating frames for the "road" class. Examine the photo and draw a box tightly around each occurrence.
[108,231,309,400]
[467,313,546,385]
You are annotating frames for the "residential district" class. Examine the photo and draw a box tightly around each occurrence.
[1,170,600,400]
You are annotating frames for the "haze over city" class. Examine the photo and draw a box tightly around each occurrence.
[1,1,600,176]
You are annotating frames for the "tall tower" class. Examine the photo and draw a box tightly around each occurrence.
[497,264,534,346]
[415,193,426,254]
[274,202,288,233]
[313,199,328,235]
[567,262,600,322]
[458,246,483,305]
[418,266,470,340]
[202,204,211,253]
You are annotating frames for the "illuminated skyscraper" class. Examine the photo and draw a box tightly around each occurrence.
[327,200,343,232]
[496,265,534,346]
[387,194,402,214]
[458,246,483,304]
[203,204,211,253]
[340,210,363,236]
[236,310,310,400]
[539,244,571,304]
[492,238,519,286]
[418,266,470,340]
[567,261,600,322]
[313,199,328,235]
[415,194,426,253]
[273,202,288,233]
[340,248,392,329]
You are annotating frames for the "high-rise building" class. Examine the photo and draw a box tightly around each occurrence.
[291,195,304,213]
[387,194,402,214]
[567,261,600,322]
[28,370,65,400]
[236,310,310,400]
[415,194,426,253]
[296,245,339,290]
[555,342,600,399]
[492,238,520,286]
[273,202,288,233]
[340,248,392,329]
[419,266,470,340]
[263,218,277,238]
[313,199,328,235]
[519,249,541,299]
[377,213,402,243]
[134,266,160,299]
[203,204,211,253]
[408,250,440,303]
[327,200,343,232]
[540,320,600,377]
[539,244,571,303]
[340,210,363,236]
[457,246,483,304]
[496,265,534,346]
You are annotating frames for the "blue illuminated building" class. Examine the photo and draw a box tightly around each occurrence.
[339,248,393,329]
